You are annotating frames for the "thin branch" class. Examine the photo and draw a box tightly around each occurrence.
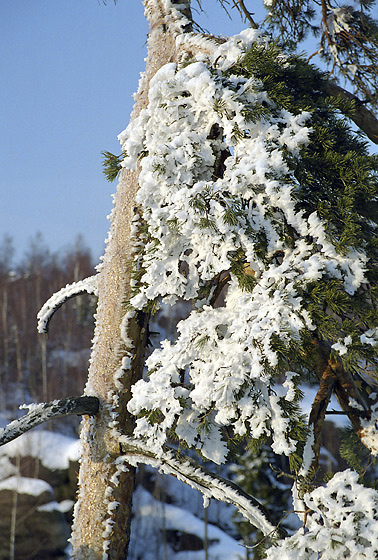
[324,81,378,144]
[0,396,100,446]
[244,508,305,550]
[332,366,372,435]
[307,47,323,62]
[310,340,376,456]
[37,275,98,334]
[232,0,259,29]
[325,409,367,416]
[320,0,333,50]
[119,435,287,539]
[307,356,338,471]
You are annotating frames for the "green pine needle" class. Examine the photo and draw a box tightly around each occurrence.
[101,150,126,182]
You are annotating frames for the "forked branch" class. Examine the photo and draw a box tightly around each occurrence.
[306,355,338,472]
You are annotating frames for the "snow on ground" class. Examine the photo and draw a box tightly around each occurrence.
[0,382,350,560]
[0,429,80,471]
[37,499,74,513]
[129,487,244,560]
[146,463,237,534]
[0,475,53,496]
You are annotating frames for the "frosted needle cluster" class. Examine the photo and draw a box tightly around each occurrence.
[117,30,368,464]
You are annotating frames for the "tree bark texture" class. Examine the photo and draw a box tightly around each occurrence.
[69,2,199,558]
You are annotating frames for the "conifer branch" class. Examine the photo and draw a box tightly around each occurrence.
[311,341,374,455]
[0,396,100,446]
[308,357,338,471]
[101,151,125,183]
[118,435,287,539]
[320,0,334,53]
[333,365,371,435]
[325,410,364,416]
[232,0,259,30]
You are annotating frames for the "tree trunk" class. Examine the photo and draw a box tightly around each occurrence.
[70,2,194,558]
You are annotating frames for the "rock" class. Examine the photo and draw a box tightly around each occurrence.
[0,476,70,560]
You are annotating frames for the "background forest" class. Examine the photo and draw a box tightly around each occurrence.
[0,234,95,417]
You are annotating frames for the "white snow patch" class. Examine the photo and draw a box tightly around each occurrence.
[0,476,53,496]
[130,487,243,560]
[0,430,80,471]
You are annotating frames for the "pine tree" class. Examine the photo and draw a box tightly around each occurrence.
[118,3,378,557]
[3,2,378,559]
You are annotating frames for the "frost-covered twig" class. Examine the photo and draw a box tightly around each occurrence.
[0,396,99,446]
[119,435,287,538]
[37,275,99,333]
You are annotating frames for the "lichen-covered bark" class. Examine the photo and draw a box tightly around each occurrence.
[70,2,194,558]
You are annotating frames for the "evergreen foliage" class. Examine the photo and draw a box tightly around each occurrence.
[101,150,126,182]
[262,0,378,111]
[230,41,378,379]
[79,2,378,558]
[339,426,378,484]
[117,22,378,555]
[125,32,378,463]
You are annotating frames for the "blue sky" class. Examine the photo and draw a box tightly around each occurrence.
[1,1,269,263]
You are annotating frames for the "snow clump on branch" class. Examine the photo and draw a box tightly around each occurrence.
[267,469,378,559]
[117,30,368,464]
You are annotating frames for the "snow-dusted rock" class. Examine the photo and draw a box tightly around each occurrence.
[0,476,70,560]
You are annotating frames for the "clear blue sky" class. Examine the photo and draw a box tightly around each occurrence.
[0,1,269,263]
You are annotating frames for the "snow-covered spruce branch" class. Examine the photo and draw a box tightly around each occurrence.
[118,435,287,538]
[0,396,100,446]
[37,275,99,334]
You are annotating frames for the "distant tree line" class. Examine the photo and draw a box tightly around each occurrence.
[0,233,96,424]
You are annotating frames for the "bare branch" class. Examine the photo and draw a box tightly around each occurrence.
[307,356,338,471]
[232,0,259,29]
[311,340,378,456]
[119,435,287,539]
[37,275,98,334]
[320,0,334,52]
[0,396,100,446]
[325,410,364,415]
